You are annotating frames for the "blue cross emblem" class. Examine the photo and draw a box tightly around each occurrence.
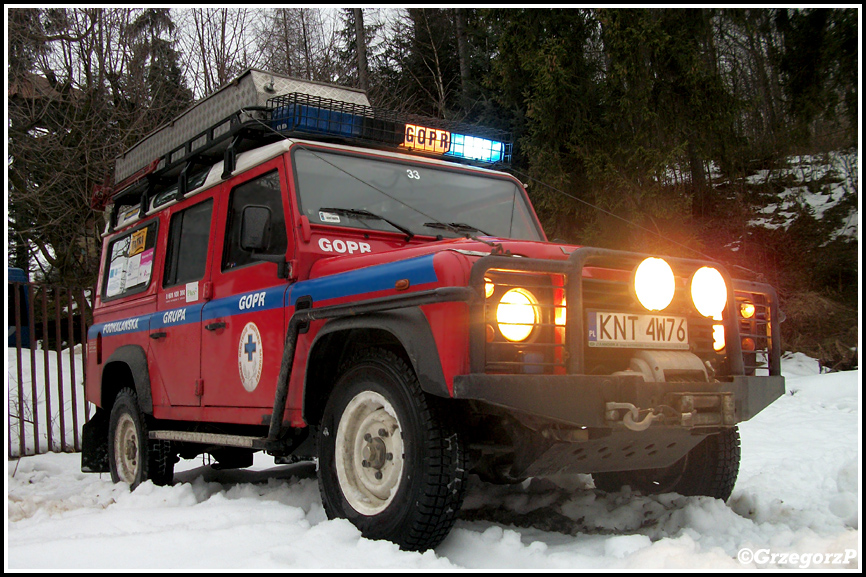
[244,334,257,361]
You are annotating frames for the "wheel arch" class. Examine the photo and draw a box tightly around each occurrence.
[302,308,448,426]
[101,345,153,414]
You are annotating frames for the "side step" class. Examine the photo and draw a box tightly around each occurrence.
[149,430,268,450]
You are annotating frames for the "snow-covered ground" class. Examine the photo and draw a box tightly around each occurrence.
[6,353,860,570]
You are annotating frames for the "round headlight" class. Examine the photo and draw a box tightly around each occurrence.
[691,267,727,319]
[496,288,539,342]
[634,257,675,311]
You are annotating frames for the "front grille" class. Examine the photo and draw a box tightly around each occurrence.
[469,250,783,379]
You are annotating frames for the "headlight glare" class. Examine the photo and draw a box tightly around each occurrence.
[496,288,539,342]
[691,267,727,319]
[634,257,675,311]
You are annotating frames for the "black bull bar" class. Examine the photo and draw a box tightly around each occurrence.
[454,247,785,428]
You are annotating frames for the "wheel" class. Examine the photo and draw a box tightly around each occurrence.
[108,388,175,489]
[317,348,467,551]
[593,427,740,501]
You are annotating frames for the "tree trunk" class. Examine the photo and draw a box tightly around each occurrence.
[354,8,369,91]
[455,8,470,113]
[688,139,708,218]
[301,10,312,80]
[280,9,293,76]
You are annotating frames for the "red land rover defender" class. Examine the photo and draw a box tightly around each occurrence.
[82,69,785,551]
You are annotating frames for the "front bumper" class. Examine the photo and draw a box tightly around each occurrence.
[452,373,785,429]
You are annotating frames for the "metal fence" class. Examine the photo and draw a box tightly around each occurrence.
[8,281,93,458]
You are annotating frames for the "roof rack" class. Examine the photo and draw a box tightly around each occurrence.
[103,92,513,232]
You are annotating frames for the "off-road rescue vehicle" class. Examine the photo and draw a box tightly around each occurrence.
[82,69,785,551]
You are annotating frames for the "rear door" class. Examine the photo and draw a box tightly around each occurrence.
[150,192,217,407]
[201,158,293,409]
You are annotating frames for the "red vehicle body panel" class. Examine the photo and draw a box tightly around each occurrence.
[86,141,629,428]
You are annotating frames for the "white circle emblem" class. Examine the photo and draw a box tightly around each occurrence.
[238,322,263,392]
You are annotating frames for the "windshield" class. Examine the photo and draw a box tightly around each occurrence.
[292,148,544,241]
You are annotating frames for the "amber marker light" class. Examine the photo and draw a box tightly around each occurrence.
[634,257,675,311]
[740,301,756,319]
[555,296,566,326]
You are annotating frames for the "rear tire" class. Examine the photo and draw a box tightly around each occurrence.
[593,427,740,501]
[108,388,174,489]
[317,348,466,551]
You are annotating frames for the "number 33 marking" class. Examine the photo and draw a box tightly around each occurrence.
[406,169,421,180]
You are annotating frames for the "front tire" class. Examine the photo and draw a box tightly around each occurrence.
[593,427,740,501]
[317,348,466,551]
[108,388,174,489]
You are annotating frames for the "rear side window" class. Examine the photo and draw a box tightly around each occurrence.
[222,170,288,271]
[163,199,214,288]
[103,221,158,299]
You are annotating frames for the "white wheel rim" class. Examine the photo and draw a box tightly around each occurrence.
[114,413,139,484]
[335,390,404,516]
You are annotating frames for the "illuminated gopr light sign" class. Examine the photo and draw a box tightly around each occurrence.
[401,124,451,154]
[400,123,505,164]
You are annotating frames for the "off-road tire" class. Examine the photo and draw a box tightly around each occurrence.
[317,348,467,551]
[593,426,740,501]
[108,388,174,489]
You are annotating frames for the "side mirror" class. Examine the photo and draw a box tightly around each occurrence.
[240,205,272,252]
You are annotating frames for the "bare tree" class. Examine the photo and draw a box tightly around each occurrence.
[253,8,344,84]
[175,8,261,98]
[377,9,458,117]
[8,8,191,286]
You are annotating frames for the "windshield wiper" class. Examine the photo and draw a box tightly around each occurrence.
[422,222,493,237]
[319,207,414,241]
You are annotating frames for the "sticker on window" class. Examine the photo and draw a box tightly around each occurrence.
[129,228,147,256]
[319,211,341,224]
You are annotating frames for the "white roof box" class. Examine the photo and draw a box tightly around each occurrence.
[114,68,370,184]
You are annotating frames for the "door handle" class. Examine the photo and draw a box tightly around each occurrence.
[149,332,167,340]
[205,321,227,331]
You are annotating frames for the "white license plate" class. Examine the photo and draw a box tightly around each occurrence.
[587,311,689,349]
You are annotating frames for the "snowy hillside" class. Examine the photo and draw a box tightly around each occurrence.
[743,149,858,240]
[7,354,860,570]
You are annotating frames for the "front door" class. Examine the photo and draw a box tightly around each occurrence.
[201,159,293,409]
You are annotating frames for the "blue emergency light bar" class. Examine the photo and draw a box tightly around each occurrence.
[446,134,505,164]
[268,93,512,166]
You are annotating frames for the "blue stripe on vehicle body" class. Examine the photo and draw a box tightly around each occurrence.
[88,255,439,338]
[288,254,438,306]
[149,305,203,330]
[88,314,151,339]
[202,285,287,321]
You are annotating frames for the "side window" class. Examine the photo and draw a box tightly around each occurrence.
[103,221,158,299]
[222,170,288,271]
[163,198,213,288]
